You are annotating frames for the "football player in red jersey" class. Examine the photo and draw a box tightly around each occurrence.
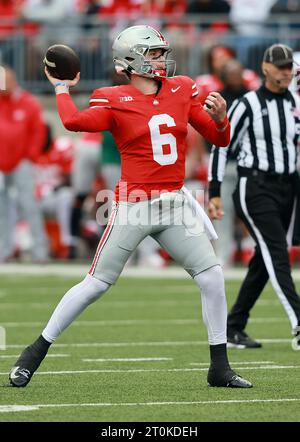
[9,25,252,389]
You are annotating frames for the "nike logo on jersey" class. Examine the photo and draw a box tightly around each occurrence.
[171,86,181,93]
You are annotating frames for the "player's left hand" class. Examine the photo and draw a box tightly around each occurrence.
[204,92,227,123]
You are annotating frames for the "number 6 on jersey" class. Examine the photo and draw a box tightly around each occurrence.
[148,114,178,166]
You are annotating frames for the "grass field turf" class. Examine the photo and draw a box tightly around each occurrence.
[0,275,300,422]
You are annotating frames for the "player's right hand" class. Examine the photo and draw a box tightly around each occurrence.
[208,197,224,220]
[44,67,80,88]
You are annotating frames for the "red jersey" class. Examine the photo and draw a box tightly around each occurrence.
[34,136,74,199]
[56,75,230,201]
[196,71,261,104]
[0,88,46,173]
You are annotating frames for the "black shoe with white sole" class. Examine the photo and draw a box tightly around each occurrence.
[207,368,253,388]
[9,345,46,387]
[9,336,51,387]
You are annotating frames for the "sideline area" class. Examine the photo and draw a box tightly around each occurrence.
[1,263,300,280]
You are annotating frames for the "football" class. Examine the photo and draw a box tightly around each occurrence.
[43,44,80,80]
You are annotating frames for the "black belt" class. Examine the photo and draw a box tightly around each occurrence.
[238,167,293,183]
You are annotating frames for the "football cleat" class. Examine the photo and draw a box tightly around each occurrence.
[227,329,262,349]
[9,366,33,388]
[9,345,45,387]
[207,368,253,388]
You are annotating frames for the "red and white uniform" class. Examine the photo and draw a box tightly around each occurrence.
[34,137,74,200]
[0,88,46,173]
[56,75,230,201]
[196,71,261,105]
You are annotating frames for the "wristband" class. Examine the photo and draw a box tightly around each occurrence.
[54,82,69,89]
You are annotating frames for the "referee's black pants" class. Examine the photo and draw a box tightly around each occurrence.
[227,171,300,333]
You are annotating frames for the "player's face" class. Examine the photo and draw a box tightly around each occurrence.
[144,48,166,70]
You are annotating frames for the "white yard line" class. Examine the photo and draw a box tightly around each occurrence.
[256,300,281,306]
[189,361,274,366]
[0,319,199,327]
[3,338,292,349]
[0,317,288,328]
[1,398,300,413]
[0,354,69,359]
[249,318,288,323]
[82,358,173,362]
[0,365,298,376]
[0,299,284,310]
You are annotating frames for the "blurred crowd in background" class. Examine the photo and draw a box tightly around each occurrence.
[1,0,300,267]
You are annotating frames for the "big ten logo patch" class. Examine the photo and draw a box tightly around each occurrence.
[120,96,134,102]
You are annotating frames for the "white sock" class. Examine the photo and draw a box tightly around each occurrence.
[42,274,110,343]
[194,265,227,345]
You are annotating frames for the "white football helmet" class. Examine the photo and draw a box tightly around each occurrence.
[112,25,176,79]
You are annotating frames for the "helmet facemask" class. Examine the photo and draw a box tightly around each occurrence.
[126,45,176,79]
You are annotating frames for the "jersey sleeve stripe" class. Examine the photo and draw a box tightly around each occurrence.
[192,83,197,89]
[191,91,199,97]
[90,98,109,103]
[89,105,112,109]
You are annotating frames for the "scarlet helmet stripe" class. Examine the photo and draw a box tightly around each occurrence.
[153,28,167,44]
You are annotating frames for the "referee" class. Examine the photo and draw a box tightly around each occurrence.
[208,44,300,350]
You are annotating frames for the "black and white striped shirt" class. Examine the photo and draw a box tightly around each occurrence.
[208,85,300,197]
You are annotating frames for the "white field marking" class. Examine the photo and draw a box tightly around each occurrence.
[0,263,300,280]
[0,405,40,413]
[0,300,199,310]
[8,287,63,293]
[256,300,281,306]
[4,338,292,349]
[0,303,53,309]
[189,361,274,366]
[0,285,197,294]
[1,398,300,413]
[0,354,69,359]
[0,365,299,376]
[82,357,173,362]
[0,299,282,311]
[1,317,287,328]
[249,318,287,323]
[1,319,200,327]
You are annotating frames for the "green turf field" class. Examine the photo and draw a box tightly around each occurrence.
[0,275,300,422]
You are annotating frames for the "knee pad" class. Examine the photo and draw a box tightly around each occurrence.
[82,274,110,303]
